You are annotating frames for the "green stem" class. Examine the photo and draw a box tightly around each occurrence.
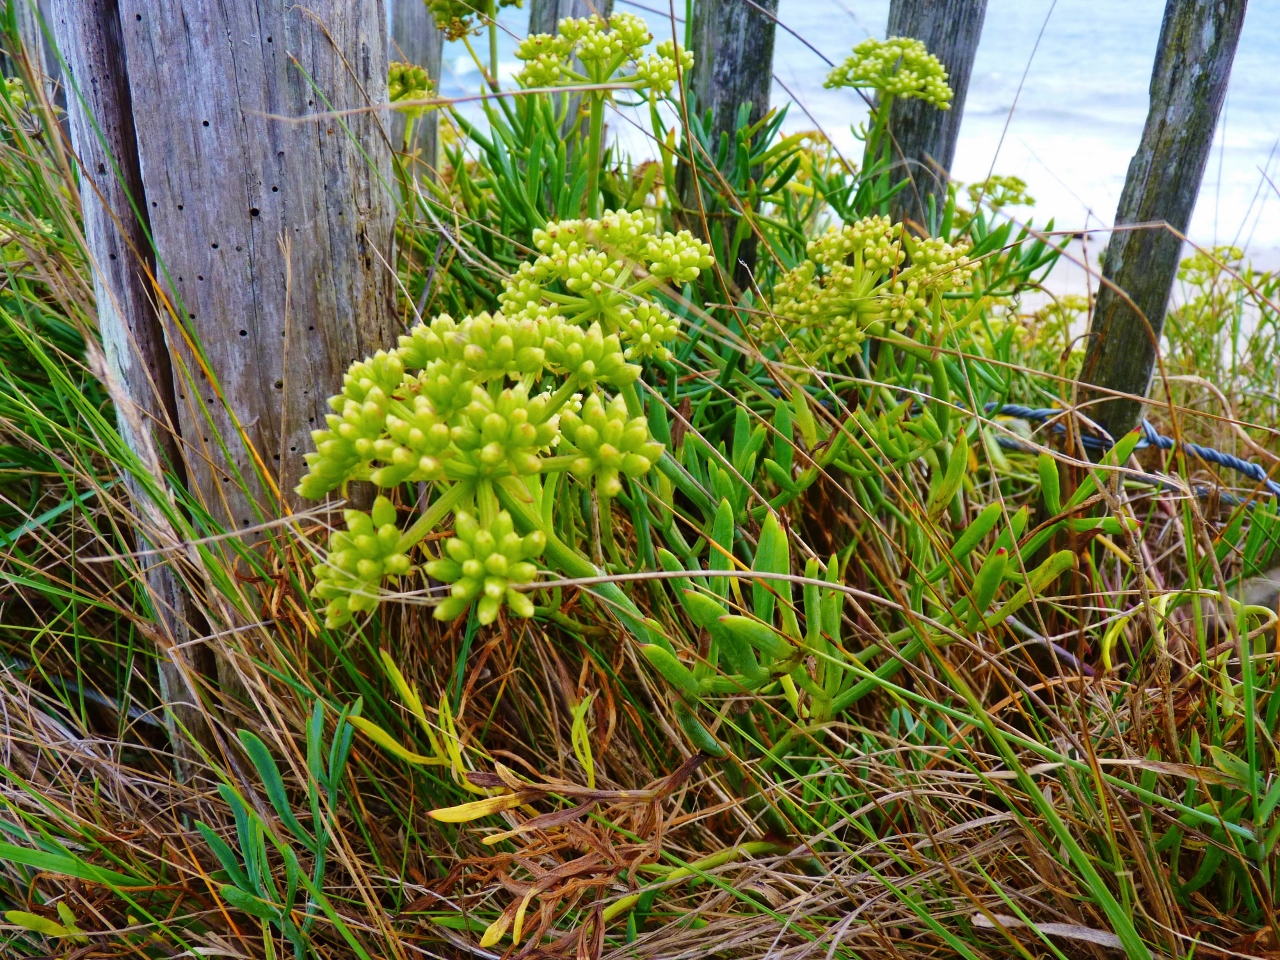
[601,842,790,923]
[395,481,472,552]
[585,93,604,218]
[487,0,500,91]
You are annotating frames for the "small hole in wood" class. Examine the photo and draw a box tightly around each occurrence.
[211,242,219,249]
[274,380,283,390]
[135,13,140,19]
[97,163,105,173]
[177,204,183,210]
[108,253,116,260]
[239,329,247,337]
[271,186,278,192]
[250,207,260,217]
[236,245,243,251]
[197,275,204,280]
[151,201,157,207]
[290,446,297,452]
[267,35,272,42]
[273,454,280,461]
[202,120,209,127]
[308,325,314,331]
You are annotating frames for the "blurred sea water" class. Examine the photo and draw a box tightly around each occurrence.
[440,0,1280,258]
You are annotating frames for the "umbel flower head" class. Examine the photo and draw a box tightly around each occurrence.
[514,12,692,95]
[311,497,412,629]
[825,36,953,109]
[499,208,711,360]
[761,215,972,366]
[427,0,523,41]
[427,511,545,624]
[297,213,710,628]
[388,62,432,113]
[558,394,664,497]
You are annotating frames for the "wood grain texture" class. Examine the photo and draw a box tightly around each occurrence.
[1081,0,1246,440]
[885,0,987,232]
[50,0,214,771]
[527,0,612,36]
[682,0,778,288]
[389,0,443,177]
[116,0,398,530]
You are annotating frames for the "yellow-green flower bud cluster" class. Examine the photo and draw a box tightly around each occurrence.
[634,40,693,95]
[497,210,709,362]
[297,351,406,499]
[5,77,27,112]
[905,234,974,290]
[426,0,522,41]
[545,321,639,388]
[764,215,974,365]
[620,302,679,360]
[297,213,689,628]
[825,36,953,109]
[450,384,558,477]
[558,394,663,498]
[513,12,691,96]
[388,62,432,111]
[427,511,545,623]
[312,497,411,629]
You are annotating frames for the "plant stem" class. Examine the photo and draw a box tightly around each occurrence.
[395,480,472,552]
[602,842,791,923]
[585,93,604,218]
[487,0,500,91]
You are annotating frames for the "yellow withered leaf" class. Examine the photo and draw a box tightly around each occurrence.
[428,791,528,823]
[348,715,444,766]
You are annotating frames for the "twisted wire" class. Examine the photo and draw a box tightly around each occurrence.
[987,403,1280,500]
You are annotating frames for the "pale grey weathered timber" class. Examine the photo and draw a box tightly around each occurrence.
[528,0,613,36]
[389,0,443,177]
[50,0,216,772]
[884,0,987,232]
[682,0,778,289]
[1081,0,1246,440]
[116,0,398,531]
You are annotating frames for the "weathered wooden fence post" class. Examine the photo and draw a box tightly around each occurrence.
[390,0,444,177]
[52,0,398,762]
[50,0,217,774]
[681,0,778,289]
[884,0,987,232]
[1081,0,1246,440]
[112,0,398,532]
